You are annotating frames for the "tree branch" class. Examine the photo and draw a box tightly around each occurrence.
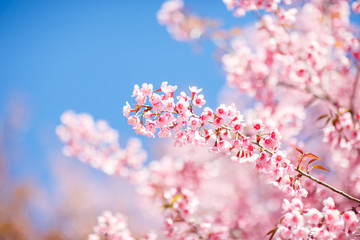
[350,68,360,115]
[295,168,360,204]
[252,138,360,204]
[277,81,340,108]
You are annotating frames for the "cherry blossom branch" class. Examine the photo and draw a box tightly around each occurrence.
[124,82,360,203]
[295,168,360,204]
[350,68,360,115]
[274,197,360,239]
[56,111,147,177]
[221,108,360,204]
[125,82,310,196]
[251,136,360,204]
[278,81,340,108]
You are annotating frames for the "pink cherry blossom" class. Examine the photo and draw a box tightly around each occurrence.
[193,94,206,108]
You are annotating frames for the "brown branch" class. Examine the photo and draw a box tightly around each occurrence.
[295,168,360,204]
[350,68,360,115]
[252,137,360,204]
[277,81,340,108]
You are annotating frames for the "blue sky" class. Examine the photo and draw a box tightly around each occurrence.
[0,0,253,184]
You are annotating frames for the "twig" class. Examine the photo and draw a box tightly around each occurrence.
[252,138,360,204]
[278,81,340,108]
[295,168,360,204]
[350,68,360,115]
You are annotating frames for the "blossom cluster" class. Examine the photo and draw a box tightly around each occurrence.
[56,111,147,177]
[137,145,287,239]
[217,0,360,117]
[275,198,359,239]
[89,211,157,240]
[221,9,334,104]
[245,103,305,141]
[157,0,216,41]
[136,147,231,239]
[123,82,308,197]
[161,188,224,240]
[222,0,291,17]
[323,108,360,151]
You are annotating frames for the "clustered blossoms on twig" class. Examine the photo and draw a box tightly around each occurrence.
[137,145,287,239]
[157,0,218,42]
[273,198,359,239]
[89,211,157,240]
[161,188,230,239]
[220,2,354,104]
[123,82,308,198]
[323,108,360,151]
[56,111,147,177]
